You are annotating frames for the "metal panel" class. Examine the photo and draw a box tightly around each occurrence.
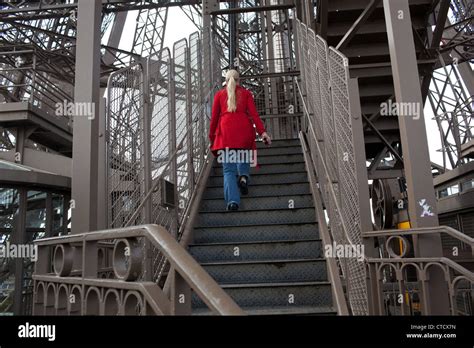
[329,47,368,315]
[106,63,146,229]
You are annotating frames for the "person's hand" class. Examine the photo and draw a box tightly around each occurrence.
[262,132,272,146]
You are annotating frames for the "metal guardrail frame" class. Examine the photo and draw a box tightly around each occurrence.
[32,224,244,315]
[32,27,233,316]
[295,18,370,315]
[294,17,474,316]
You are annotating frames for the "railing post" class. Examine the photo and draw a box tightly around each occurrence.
[185,44,195,192]
[83,241,98,279]
[169,56,179,239]
[170,269,192,315]
[198,37,206,169]
[142,60,153,280]
[142,60,153,224]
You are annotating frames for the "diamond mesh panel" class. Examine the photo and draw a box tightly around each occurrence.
[106,63,146,229]
[315,35,338,186]
[329,47,368,315]
[294,19,369,315]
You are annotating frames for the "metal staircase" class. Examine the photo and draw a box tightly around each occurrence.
[189,139,336,315]
[12,0,472,316]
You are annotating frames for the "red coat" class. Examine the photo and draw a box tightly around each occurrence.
[209,85,266,156]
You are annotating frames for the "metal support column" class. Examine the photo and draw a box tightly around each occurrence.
[97,98,107,230]
[185,46,195,192]
[303,0,315,29]
[265,0,280,138]
[383,0,449,314]
[229,0,238,68]
[71,0,101,234]
[12,189,27,315]
[169,57,178,238]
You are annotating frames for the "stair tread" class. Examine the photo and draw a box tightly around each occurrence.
[202,181,311,198]
[193,305,337,316]
[200,258,326,266]
[209,170,308,178]
[219,281,331,289]
[201,193,313,201]
[194,221,318,229]
[198,140,334,314]
[189,238,321,247]
[199,207,315,214]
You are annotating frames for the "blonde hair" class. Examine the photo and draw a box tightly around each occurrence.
[226,69,239,112]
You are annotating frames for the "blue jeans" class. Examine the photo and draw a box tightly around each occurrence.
[222,160,250,209]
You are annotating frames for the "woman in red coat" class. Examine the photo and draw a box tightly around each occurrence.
[209,69,272,211]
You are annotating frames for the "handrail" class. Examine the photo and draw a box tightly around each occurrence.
[34,224,245,315]
[363,226,474,250]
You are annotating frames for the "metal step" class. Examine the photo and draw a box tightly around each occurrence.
[200,194,314,211]
[256,139,300,149]
[192,282,333,310]
[193,305,337,316]
[255,145,302,156]
[196,208,316,227]
[193,223,319,244]
[207,172,309,187]
[189,239,323,263]
[202,182,311,199]
[201,259,328,285]
[212,153,304,168]
[211,162,307,176]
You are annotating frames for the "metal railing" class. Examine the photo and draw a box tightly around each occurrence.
[363,227,473,315]
[294,18,474,316]
[32,224,244,315]
[0,47,74,120]
[105,28,223,286]
[32,27,234,315]
[295,18,370,315]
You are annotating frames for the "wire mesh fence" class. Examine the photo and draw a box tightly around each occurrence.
[107,62,146,229]
[295,19,369,315]
[106,29,220,285]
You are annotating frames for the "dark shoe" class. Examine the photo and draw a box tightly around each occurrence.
[227,203,239,211]
[239,176,249,195]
